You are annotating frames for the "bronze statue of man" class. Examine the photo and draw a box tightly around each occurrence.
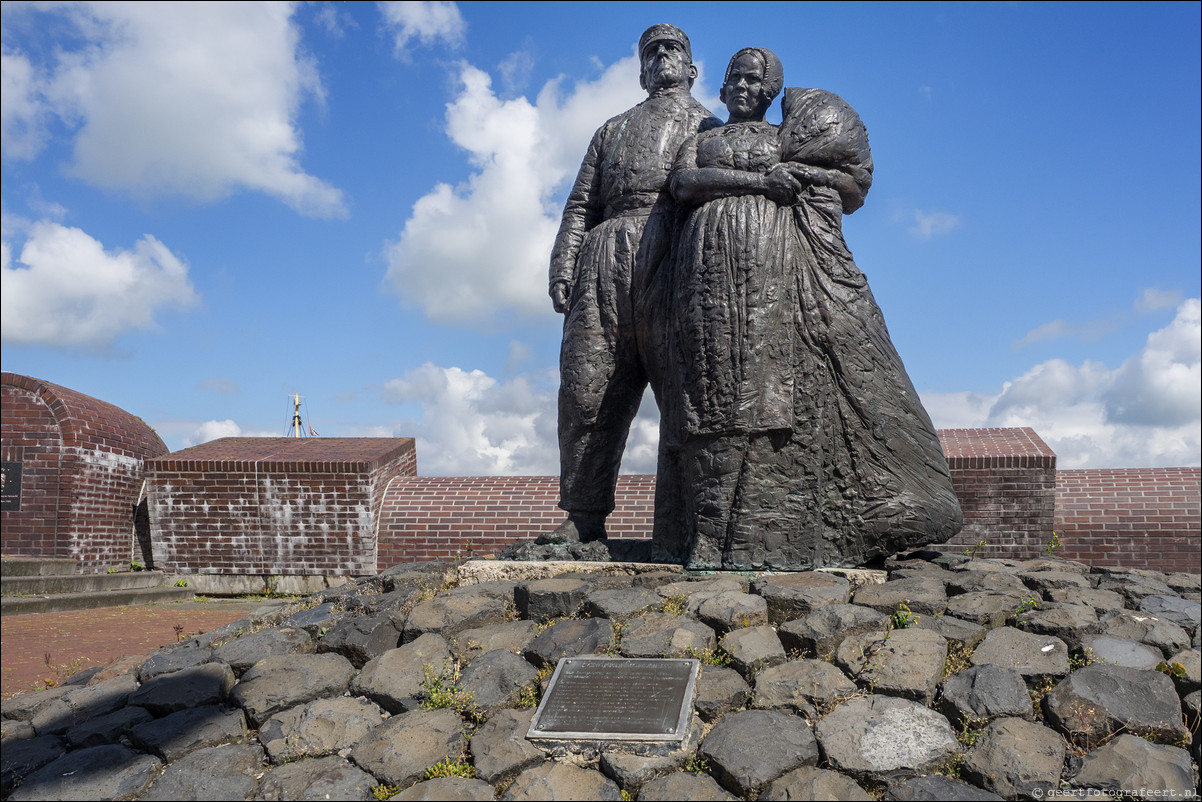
[545,24,720,544]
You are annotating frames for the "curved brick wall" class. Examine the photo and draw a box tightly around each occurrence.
[1,372,168,570]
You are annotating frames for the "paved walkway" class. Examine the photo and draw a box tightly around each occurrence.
[0,598,280,700]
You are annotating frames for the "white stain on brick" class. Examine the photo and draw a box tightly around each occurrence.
[149,467,381,575]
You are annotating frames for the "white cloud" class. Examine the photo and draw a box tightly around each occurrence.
[314,3,354,39]
[378,1,465,58]
[503,340,534,374]
[1013,289,1183,348]
[178,419,279,448]
[1,221,198,348]
[988,359,1113,417]
[1105,298,1201,426]
[621,390,660,475]
[6,2,344,217]
[184,419,244,447]
[1012,319,1073,348]
[383,363,557,474]
[1012,316,1118,347]
[384,54,646,327]
[386,303,1200,475]
[918,391,997,431]
[924,298,1201,468]
[908,210,960,239]
[148,417,274,450]
[1135,287,1184,313]
[498,49,535,95]
[1,46,46,160]
[382,362,662,476]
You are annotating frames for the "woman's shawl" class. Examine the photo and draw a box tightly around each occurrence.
[779,87,873,212]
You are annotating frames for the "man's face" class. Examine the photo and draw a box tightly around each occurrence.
[640,38,692,93]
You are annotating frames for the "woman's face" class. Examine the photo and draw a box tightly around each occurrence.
[722,52,768,122]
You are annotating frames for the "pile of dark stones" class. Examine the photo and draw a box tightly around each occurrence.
[2,550,1199,801]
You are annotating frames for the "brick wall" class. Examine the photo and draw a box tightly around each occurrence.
[2,379,62,559]
[7,375,1191,579]
[1054,468,1200,574]
[939,427,1059,561]
[377,476,656,565]
[1,373,168,572]
[147,438,416,575]
[373,428,1070,570]
[373,461,1199,573]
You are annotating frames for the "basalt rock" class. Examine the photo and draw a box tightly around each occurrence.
[0,552,1196,802]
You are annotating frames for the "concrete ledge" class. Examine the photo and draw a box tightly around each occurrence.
[0,557,80,577]
[2,571,171,596]
[0,585,195,616]
[455,559,685,585]
[172,573,352,597]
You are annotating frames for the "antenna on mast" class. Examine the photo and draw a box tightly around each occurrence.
[288,393,306,438]
[284,394,320,437]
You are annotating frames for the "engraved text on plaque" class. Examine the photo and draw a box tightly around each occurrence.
[528,657,699,741]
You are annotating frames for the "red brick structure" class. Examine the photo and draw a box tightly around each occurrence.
[374,428,1072,568]
[1053,468,1200,574]
[146,438,416,576]
[1,372,168,571]
[377,476,656,565]
[5,372,1196,578]
[940,427,1059,560]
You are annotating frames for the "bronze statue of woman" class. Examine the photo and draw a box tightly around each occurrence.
[653,47,961,571]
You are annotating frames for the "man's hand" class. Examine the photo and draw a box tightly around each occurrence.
[550,280,571,314]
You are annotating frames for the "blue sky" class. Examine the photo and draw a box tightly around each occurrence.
[2,1,1199,474]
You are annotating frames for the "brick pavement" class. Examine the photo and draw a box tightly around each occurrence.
[0,599,275,700]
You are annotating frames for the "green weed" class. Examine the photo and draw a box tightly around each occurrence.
[1013,597,1039,629]
[963,540,987,559]
[32,653,88,691]
[518,684,540,709]
[660,594,688,616]
[424,757,476,779]
[684,647,732,668]
[1157,661,1187,680]
[418,659,481,723]
[890,602,919,630]
[1069,648,1098,672]
[943,642,974,678]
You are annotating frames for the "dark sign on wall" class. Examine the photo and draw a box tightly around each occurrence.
[1,462,21,511]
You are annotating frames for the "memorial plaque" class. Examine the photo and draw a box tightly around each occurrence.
[528,657,699,741]
[1,462,21,512]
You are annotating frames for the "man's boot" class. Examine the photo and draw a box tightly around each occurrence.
[536,511,607,544]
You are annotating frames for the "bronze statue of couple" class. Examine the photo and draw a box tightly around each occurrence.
[546,24,961,571]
